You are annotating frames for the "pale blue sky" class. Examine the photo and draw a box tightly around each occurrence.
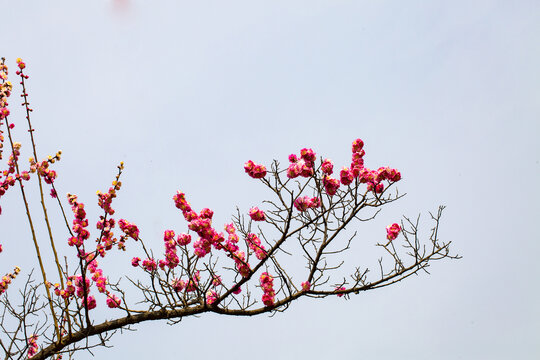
[2,1,540,359]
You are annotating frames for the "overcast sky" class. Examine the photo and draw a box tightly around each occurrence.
[2,1,540,359]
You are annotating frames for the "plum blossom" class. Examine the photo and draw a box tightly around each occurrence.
[244,160,267,179]
[260,272,275,307]
[294,196,321,212]
[249,207,266,221]
[321,159,333,175]
[106,294,122,308]
[386,223,401,241]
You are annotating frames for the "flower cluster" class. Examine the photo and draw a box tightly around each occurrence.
[322,175,340,196]
[106,294,122,308]
[118,219,139,240]
[206,290,218,305]
[96,179,121,216]
[27,334,38,358]
[15,58,26,72]
[89,259,121,308]
[224,223,239,252]
[259,272,275,307]
[67,194,90,248]
[339,166,355,186]
[142,258,157,272]
[83,295,97,310]
[212,275,222,287]
[52,278,74,299]
[248,207,265,221]
[246,233,267,260]
[0,61,11,160]
[321,159,333,175]
[1,142,30,216]
[174,192,224,258]
[173,192,256,281]
[294,196,321,212]
[171,278,185,292]
[386,223,401,241]
[131,257,140,267]
[244,160,267,179]
[322,139,402,196]
[232,249,251,278]
[28,153,61,186]
[177,233,191,246]
[0,266,21,296]
[158,230,180,269]
[73,275,90,298]
[55,272,98,311]
[96,217,118,255]
[286,148,316,178]
[224,223,251,277]
[52,258,117,310]
[88,260,107,293]
[321,157,342,196]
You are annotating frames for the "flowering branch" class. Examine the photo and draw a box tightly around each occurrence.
[0,58,459,360]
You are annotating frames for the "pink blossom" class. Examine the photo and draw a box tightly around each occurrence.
[301,281,311,291]
[158,259,168,270]
[300,161,314,177]
[173,191,191,213]
[206,290,218,305]
[286,162,301,179]
[294,196,310,211]
[95,276,107,293]
[321,159,334,175]
[118,219,139,240]
[294,196,321,212]
[27,334,38,358]
[246,233,267,260]
[212,275,222,287]
[300,148,316,163]
[171,278,185,292]
[323,176,340,196]
[244,160,255,174]
[260,272,276,306]
[336,286,346,297]
[386,223,401,241]
[224,223,236,234]
[16,57,26,70]
[74,276,91,298]
[340,167,354,186]
[232,250,251,277]
[131,257,141,267]
[84,295,97,310]
[176,233,191,246]
[142,258,157,272]
[351,152,364,175]
[249,207,266,221]
[352,138,364,153]
[199,208,214,220]
[310,197,321,208]
[106,294,121,308]
[163,229,175,241]
[244,160,267,179]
